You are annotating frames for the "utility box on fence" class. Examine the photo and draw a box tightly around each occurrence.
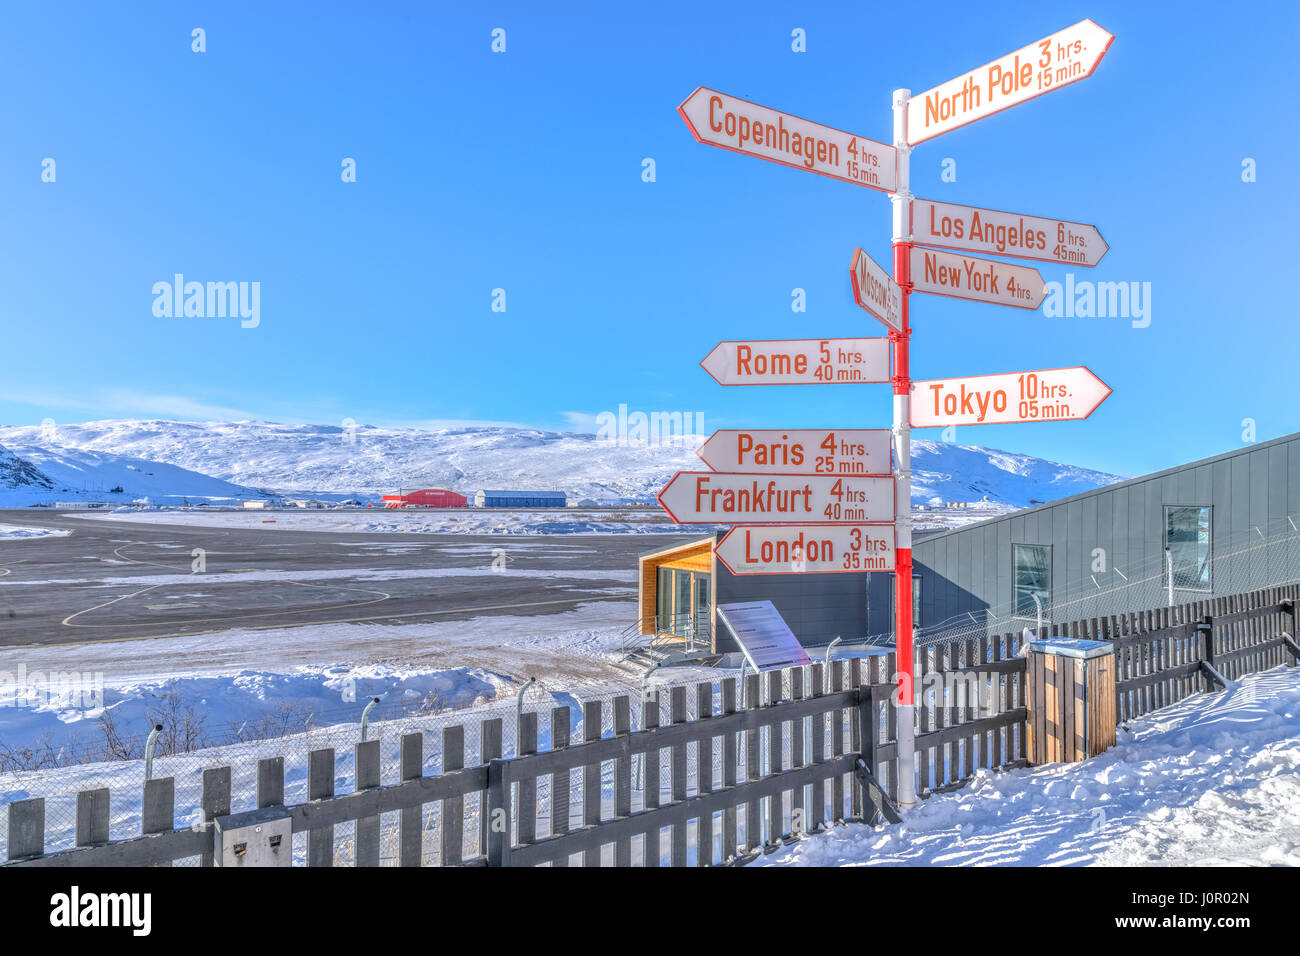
[214,806,293,867]
[1026,638,1116,765]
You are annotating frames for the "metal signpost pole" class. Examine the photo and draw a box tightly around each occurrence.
[890,88,917,808]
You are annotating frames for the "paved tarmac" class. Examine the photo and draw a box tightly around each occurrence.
[0,510,691,650]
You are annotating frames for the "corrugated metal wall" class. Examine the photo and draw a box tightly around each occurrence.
[876,432,1300,636]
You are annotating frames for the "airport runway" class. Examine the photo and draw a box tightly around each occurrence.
[0,510,688,649]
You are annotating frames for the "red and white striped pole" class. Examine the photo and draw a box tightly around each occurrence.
[890,87,917,808]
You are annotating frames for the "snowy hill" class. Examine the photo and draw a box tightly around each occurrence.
[0,420,1125,506]
[0,444,54,492]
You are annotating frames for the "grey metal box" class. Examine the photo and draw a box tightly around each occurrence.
[214,806,293,867]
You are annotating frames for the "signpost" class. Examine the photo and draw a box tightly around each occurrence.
[700,338,890,386]
[696,428,892,476]
[910,247,1046,310]
[850,248,903,332]
[676,17,1114,810]
[716,524,896,575]
[657,472,895,525]
[679,87,897,192]
[715,601,812,671]
[912,198,1109,267]
[906,19,1115,145]
[910,367,1112,428]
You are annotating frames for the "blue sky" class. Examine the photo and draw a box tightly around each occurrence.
[1,0,1296,478]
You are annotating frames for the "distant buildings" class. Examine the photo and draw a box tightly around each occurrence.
[381,489,468,509]
[473,490,566,508]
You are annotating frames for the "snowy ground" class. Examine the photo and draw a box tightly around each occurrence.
[0,522,69,541]
[758,666,1300,867]
[0,600,648,760]
[79,507,714,536]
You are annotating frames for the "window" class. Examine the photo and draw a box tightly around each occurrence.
[1013,544,1051,621]
[656,567,672,631]
[883,575,923,631]
[1165,506,1211,591]
[912,576,922,629]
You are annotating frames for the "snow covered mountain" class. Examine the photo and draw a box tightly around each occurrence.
[0,437,263,506]
[0,420,1126,507]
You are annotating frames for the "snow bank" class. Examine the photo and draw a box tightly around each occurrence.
[0,523,69,541]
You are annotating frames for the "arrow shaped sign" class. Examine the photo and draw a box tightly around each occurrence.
[913,198,1109,267]
[906,19,1114,145]
[657,472,895,524]
[910,366,1112,428]
[679,87,897,192]
[716,524,897,575]
[911,247,1046,310]
[700,338,890,386]
[697,429,892,475]
[850,248,903,332]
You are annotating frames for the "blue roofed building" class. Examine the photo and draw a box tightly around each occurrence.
[473,489,567,508]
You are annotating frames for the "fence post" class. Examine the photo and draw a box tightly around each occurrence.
[857,684,878,822]
[6,797,44,862]
[200,768,231,867]
[1198,616,1215,691]
[1285,599,1297,668]
[398,733,423,867]
[354,739,381,867]
[485,757,512,867]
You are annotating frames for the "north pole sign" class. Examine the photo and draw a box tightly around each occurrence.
[700,338,890,386]
[910,367,1112,428]
[913,198,1109,267]
[716,524,897,575]
[911,247,1046,310]
[697,428,892,475]
[657,472,895,524]
[906,19,1114,145]
[679,87,897,192]
[850,248,903,332]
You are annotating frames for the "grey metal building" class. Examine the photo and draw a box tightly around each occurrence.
[866,430,1300,638]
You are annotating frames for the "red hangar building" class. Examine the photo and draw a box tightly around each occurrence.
[381,489,468,509]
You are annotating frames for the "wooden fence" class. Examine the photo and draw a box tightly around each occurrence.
[4,647,1029,867]
[1011,585,1298,723]
[6,584,1294,867]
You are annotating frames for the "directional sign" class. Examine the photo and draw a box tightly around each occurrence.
[679,87,897,192]
[716,601,812,671]
[913,198,1109,267]
[911,247,1045,310]
[657,472,895,525]
[907,19,1114,145]
[697,428,892,476]
[850,248,903,332]
[910,367,1112,428]
[716,524,896,575]
[700,338,890,386]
